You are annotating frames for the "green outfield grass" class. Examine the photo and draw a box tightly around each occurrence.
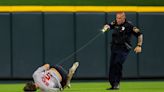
[0,81,164,92]
[0,0,164,6]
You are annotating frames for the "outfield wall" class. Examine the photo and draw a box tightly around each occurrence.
[0,12,164,79]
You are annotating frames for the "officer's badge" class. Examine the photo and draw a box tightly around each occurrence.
[120,26,125,32]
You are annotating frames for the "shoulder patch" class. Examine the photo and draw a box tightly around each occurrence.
[133,27,140,33]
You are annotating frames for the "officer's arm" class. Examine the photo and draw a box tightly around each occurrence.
[133,27,143,53]
[102,21,115,32]
[102,25,110,32]
[133,27,143,47]
[137,34,143,47]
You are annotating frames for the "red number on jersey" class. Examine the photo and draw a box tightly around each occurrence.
[42,72,51,86]
[45,72,51,80]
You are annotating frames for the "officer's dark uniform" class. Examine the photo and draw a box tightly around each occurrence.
[108,20,142,88]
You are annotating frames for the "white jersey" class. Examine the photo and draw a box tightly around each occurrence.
[33,66,62,92]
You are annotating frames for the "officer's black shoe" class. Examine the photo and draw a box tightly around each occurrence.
[106,84,120,90]
[111,85,120,90]
[106,87,119,90]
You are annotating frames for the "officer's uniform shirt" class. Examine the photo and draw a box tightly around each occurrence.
[109,20,142,49]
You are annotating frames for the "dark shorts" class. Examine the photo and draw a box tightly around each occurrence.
[51,65,68,87]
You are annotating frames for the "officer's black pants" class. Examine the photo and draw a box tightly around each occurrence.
[109,46,130,87]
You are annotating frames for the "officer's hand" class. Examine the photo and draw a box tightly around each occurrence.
[102,24,110,32]
[134,46,142,54]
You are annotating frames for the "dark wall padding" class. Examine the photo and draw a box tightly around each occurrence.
[12,13,43,78]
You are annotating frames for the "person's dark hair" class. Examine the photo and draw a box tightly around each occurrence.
[23,81,37,92]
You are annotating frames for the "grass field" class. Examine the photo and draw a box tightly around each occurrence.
[0,0,164,6]
[0,81,164,92]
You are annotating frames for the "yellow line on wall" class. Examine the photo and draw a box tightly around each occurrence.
[0,6,164,12]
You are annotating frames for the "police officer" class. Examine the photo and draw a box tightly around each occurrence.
[102,12,143,90]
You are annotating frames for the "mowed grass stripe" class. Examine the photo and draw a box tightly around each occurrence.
[0,81,164,92]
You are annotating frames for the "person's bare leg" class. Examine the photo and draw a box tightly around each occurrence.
[64,62,79,88]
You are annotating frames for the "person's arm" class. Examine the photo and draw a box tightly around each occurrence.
[33,64,50,77]
[133,27,143,54]
[102,21,115,32]
[137,34,143,47]
[43,64,50,70]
